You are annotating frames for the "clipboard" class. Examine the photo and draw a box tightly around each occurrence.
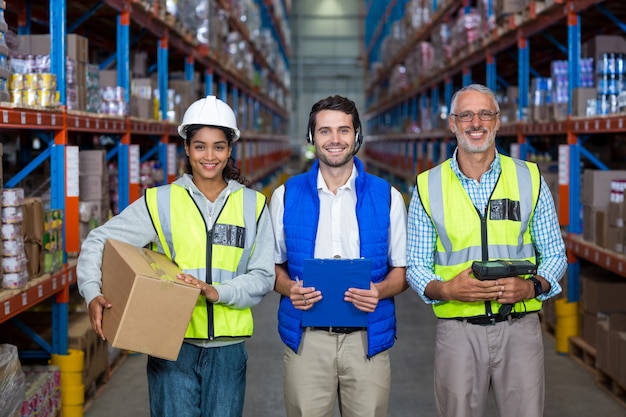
[301,258,371,327]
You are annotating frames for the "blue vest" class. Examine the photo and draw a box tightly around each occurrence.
[278,158,396,357]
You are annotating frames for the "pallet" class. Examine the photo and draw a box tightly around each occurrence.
[596,368,626,409]
[568,336,596,374]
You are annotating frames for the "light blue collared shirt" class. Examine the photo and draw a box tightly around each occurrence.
[407,149,567,304]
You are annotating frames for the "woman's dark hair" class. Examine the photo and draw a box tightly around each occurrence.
[183,124,248,185]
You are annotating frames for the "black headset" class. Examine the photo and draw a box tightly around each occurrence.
[307,125,363,154]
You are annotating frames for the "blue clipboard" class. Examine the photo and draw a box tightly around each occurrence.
[301,258,371,327]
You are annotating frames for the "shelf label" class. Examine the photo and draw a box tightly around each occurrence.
[37,113,42,125]
[558,145,569,185]
[62,273,67,285]
[75,117,79,127]
[167,143,177,176]
[4,301,10,316]
[96,120,100,129]
[130,145,140,184]
[52,277,57,290]
[38,285,43,298]
[21,112,26,124]
[22,293,27,306]
[66,146,80,197]
[86,118,90,128]
[52,115,56,125]
[2,110,7,123]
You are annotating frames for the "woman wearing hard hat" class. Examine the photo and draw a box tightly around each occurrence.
[77,96,276,416]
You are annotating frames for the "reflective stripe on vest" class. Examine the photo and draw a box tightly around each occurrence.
[145,184,265,338]
[417,155,542,318]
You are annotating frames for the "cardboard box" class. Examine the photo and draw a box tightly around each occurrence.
[606,226,624,253]
[101,239,200,360]
[79,150,106,176]
[582,35,626,65]
[24,34,89,63]
[582,275,626,314]
[582,311,600,348]
[582,170,626,207]
[79,175,108,201]
[572,88,597,117]
[594,209,608,248]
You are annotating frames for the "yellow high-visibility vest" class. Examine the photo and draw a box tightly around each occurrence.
[417,155,542,318]
[146,184,265,338]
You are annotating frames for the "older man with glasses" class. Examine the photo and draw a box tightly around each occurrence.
[406,83,567,417]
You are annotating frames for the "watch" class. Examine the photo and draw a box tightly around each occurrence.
[529,276,543,298]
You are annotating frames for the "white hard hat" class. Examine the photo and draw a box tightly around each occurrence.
[178,95,241,142]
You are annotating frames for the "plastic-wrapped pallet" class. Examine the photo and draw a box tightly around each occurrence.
[0,344,26,417]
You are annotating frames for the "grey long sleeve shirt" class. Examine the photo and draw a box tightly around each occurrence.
[77,174,275,327]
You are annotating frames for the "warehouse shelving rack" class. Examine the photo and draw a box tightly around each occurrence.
[363,0,626,305]
[1,0,291,358]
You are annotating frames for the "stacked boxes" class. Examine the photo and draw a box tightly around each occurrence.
[12,34,89,110]
[581,274,626,388]
[1,188,28,289]
[581,169,626,249]
[78,150,110,241]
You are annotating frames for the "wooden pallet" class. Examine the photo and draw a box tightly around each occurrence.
[596,368,626,409]
[568,336,596,374]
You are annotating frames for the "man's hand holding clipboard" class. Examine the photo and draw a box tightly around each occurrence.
[300,258,373,328]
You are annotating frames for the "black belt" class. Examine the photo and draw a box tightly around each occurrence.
[309,326,366,334]
[452,312,535,326]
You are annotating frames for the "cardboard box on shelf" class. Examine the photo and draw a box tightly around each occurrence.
[24,34,89,63]
[572,87,597,117]
[79,175,108,201]
[79,150,106,176]
[101,239,200,360]
[594,209,608,248]
[100,70,118,88]
[582,34,626,64]
[582,170,626,207]
[582,275,626,314]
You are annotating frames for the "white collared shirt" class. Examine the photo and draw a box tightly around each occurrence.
[269,164,407,267]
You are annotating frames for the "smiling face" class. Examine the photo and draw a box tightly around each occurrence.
[184,126,232,183]
[312,109,356,168]
[449,90,500,155]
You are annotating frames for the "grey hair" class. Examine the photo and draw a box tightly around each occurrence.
[449,84,500,114]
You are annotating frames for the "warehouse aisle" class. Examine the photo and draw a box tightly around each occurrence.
[84,291,625,417]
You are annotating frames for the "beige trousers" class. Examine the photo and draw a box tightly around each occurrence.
[434,313,544,417]
[283,327,391,417]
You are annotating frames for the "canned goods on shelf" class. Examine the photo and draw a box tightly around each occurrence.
[9,73,24,89]
[22,89,38,106]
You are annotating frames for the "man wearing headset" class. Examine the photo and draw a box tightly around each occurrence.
[269,95,408,417]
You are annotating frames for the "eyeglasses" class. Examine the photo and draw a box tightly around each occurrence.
[450,110,499,122]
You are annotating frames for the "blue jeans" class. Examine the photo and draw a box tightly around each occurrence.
[147,342,248,417]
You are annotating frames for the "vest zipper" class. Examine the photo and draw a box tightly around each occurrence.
[206,228,214,340]
[206,195,229,340]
